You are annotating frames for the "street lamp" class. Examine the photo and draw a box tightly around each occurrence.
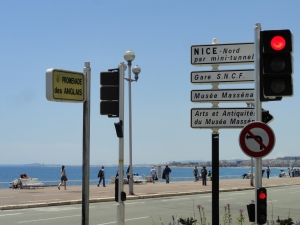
[124,50,141,195]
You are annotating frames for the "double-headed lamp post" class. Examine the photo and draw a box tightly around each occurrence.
[124,50,141,195]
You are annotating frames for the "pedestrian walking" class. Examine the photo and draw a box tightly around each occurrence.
[163,164,171,184]
[292,167,295,177]
[288,168,291,177]
[126,166,130,181]
[58,165,67,190]
[193,166,199,182]
[150,166,156,183]
[201,166,207,186]
[97,166,106,187]
[266,166,270,179]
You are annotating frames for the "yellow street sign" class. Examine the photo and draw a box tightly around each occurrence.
[46,69,85,102]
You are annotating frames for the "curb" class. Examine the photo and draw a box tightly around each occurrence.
[1,183,299,211]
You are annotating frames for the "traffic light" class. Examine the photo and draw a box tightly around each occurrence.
[114,120,123,138]
[121,191,126,201]
[257,187,267,224]
[260,29,293,100]
[114,179,126,202]
[115,178,118,202]
[100,70,119,117]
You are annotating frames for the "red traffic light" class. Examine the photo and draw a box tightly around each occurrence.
[271,36,286,51]
[258,191,266,200]
[261,29,292,53]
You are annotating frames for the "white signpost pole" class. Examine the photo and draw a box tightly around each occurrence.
[117,62,125,225]
[254,23,262,225]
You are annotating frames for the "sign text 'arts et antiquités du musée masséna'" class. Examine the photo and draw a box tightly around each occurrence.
[191,108,256,129]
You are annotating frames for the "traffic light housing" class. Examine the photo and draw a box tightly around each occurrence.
[114,120,123,138]
[257,187,267,224]
[100,70,119,117]
[114,179,126,202]
[260,29,293,100]
[115,178,118,202]
[121,191,126,201]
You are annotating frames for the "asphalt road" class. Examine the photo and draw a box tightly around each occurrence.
[1,185,300,225]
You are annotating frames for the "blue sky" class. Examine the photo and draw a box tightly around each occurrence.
[0,1,299,165]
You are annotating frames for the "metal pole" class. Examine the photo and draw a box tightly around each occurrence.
[128,61,134,195]
[82,62,91,225]
[254,22,262,225]
[211,38,219,225]
[251,157,254,186]
[247,103,254,187]
[117,62,125,225]
[212,133,219,225]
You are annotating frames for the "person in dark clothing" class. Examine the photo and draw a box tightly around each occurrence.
[201,166,207,186]
[193,166,199,182]
[266,166,270,179]
[163,164,171,183]
[126,166,130,180]
[97,166,106,187]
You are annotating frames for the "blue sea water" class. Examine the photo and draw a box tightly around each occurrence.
[0,165,288,188]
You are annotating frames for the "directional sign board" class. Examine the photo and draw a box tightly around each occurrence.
[191,69,254,84]
[191,88,254,103]
[239,122,275,158]
[191,108,255,129]
[46,69,85,102]
[191,43,254,66]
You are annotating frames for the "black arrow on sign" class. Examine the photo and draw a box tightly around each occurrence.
[246,135,263,150]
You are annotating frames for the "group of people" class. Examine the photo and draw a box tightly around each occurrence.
[12,173,30,189]
[148,164,212,185]
[55,164,214,190]
[193,166,210,186]
[260,166,300,178]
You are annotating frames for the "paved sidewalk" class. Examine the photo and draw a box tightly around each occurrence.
[1,177,299,210]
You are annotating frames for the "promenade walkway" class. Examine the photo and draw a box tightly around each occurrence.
[1,177,300,210]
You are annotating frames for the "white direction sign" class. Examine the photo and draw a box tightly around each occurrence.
[191,108,255,129]
[191,43,254,66]
[191,69,254,84]
[191,88,254,103]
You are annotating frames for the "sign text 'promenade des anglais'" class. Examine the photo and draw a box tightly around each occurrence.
[46,69,85,102]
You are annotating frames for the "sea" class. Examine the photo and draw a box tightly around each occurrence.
[0,165,289,188]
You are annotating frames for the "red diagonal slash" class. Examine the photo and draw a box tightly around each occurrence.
[247,130,267,150]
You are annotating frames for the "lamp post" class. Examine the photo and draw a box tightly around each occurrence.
[124,50,141,195]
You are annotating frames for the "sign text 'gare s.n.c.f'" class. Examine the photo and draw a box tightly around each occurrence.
[191,69,254,84]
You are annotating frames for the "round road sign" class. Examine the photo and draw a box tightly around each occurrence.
[239,121,275,158]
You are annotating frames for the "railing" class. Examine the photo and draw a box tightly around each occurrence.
[0,175,260,189]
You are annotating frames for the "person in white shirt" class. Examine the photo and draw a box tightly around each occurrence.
[150,166,156,183]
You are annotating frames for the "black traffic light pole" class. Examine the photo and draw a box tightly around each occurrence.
[212,132,219,225]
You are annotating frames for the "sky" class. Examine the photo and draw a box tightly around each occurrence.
[0,1,299,166]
